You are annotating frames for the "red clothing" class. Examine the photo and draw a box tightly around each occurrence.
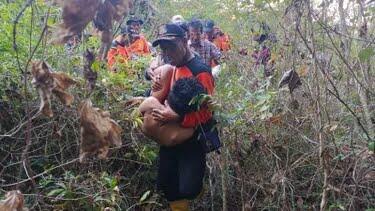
[107,45,129,68]
[126,36,150,57]
[168,58,215,128]
[213,34,231,52]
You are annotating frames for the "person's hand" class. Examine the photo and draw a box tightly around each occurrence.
[151,73,162,92]
[152,103,180,122]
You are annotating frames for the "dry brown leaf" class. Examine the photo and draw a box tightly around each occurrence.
[267,114,283,125]
[297,64,309,77]
[49,0,102,44]
[78,99,122,162]
[364,171,375,180]
[112,0,133,21]
[296,196,303,207]
[0,190,27,211]
[31,61,76,117]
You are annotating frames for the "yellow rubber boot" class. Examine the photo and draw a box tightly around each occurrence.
[169,199,189,211]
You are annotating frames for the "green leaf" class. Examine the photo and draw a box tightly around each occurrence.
[94,195,112,203]
[254,0,265,6]
[47,188,65,197]
[368,141,375,152]
[140,190,151,202]
[358,47,374,62]
[91,60,100,72]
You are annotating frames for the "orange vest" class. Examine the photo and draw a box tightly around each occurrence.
[126,36,150,57]
[169,65,214,128]
[107,45,129,69]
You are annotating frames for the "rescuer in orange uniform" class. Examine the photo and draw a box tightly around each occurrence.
[148,23,219,211]
[203,20,231,52]
[107,17,150,71]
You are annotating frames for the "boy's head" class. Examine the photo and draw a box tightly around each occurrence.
[167,77,206,116]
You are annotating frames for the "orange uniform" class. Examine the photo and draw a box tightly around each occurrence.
[213,34,231,52]
[168,57,215,128]
[126,35,150,57]
[107,35,150,69]
[107,45,129,68]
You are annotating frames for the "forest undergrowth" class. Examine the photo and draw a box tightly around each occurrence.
[0,0,374,210]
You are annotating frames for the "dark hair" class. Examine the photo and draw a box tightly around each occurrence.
[188,19,203,33]
[176,21,189,32]
[167,77,207,116]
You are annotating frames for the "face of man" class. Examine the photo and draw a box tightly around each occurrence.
[189,27,202,45]
[129,22,141,34]
[159,39,187,67]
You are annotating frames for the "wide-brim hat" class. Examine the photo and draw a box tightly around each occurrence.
[152,24,186,47]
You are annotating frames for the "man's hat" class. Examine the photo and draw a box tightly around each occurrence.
[152,24,186,47]
[203,20,215,32]
[126,17,144,25]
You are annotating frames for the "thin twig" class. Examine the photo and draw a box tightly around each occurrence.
[1,158,79,188]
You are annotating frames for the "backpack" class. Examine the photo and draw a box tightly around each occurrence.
[188,56,222,154]
[197,118,221,154]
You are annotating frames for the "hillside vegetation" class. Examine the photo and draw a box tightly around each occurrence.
[0,0,374,210]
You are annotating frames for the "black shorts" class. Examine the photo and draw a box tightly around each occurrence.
[157,138,206,201]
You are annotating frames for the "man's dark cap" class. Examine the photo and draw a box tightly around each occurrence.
[176,21,189,32]
[152,24,186,47]
[203,20,215,32]
[126,17,144,25]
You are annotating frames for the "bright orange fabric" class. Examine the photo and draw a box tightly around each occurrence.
[126,36,150,56]
[169,66,215,128]
[107,45,129,68]
[213,34,231,52]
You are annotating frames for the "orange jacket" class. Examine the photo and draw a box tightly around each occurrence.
[126,36,150,57]
[107,45,129,69]
[169,60,215,128]
[213,34,231,52]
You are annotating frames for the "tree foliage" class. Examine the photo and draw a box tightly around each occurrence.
[0,0,374,210]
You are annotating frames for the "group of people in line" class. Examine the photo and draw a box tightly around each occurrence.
[106,15,231,73]
[105,15,230,211]
[103,16,273,211]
